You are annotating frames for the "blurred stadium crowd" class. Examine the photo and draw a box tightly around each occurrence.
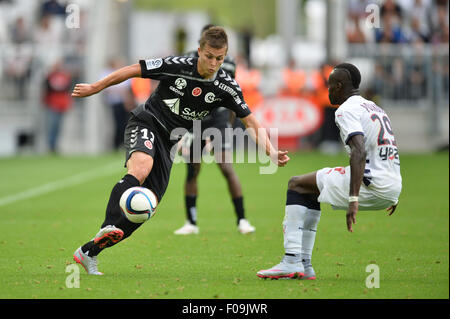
[0,0,87,153]
[0,0,86,98]
[347,0,448,101]
[347,0,448,44]
[0,0,448,154]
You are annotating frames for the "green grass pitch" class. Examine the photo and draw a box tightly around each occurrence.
[0,151,448,299]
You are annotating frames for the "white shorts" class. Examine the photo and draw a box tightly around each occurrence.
[316,166,398,211]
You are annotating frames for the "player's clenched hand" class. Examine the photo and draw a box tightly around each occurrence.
[346,201,358,232]
[272,150,290,167]
[71,83,98,98]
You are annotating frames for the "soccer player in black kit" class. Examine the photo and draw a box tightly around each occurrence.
[71,26,289,274]
[175,24,255,235]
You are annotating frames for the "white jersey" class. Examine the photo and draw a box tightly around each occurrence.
[334,95,402,202]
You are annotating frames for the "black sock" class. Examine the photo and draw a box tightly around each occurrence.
[232,196,245,224]
[81,241,100,256]
[286,189,320,210]
[185,195,197,225]
[81,174,140,257]
[102,174,140,228]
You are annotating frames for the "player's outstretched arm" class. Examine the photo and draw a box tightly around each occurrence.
[71,63,141,98]
[346,134,366,232]
[240,114,290,167]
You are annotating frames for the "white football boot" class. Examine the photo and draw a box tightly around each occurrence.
[257,256,304,279]
[238,219,256,234]
[302,259,316,280]
[174,221,199,235]
[73,247,103,275]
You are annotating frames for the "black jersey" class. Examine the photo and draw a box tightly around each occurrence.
[183,51,236,127]
[132,56,250,136]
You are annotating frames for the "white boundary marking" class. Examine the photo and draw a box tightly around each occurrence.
[0,161,123,208]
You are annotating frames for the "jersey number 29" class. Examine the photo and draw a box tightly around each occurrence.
[371,114,396,146]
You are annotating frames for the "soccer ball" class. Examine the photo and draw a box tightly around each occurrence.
[119,187,158,223]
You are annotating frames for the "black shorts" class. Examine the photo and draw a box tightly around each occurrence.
[124,115,177,202]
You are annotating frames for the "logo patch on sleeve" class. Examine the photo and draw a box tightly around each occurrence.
[145,58,163,70]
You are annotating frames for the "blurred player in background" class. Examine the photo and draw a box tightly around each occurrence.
[71,26,289,275]
[174,24,255,235]
[257,63,402,280]
[101,57,135,150]
[43,59,73,153]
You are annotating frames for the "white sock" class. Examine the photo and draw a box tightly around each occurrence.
[189,207,197,224]
[301,209,321,262]
[283,205,307,258]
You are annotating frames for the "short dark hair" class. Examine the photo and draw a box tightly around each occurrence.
[335,63,361,89]
[201,24,215,34]
[199,26,228,50]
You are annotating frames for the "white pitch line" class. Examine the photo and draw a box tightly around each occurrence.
[0,161,123,208]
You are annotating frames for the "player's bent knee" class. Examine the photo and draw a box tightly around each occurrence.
[288,172,320,195]
[128,167,151,184]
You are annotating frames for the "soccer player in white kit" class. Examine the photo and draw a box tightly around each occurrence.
[257,63,402,280]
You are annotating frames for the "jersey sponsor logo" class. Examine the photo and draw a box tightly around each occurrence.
[192,87,202,97]
[218,82,245,107]
[163,98,210,120]
[218,82,237,96]
[204,92,215,103]
[169,86,185,96]
[379,146,400,162]
[175,78,187,89]
[170,78,187,96]
[163,98,180,115]
[181,107,210,120]
[145,58,162,70]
